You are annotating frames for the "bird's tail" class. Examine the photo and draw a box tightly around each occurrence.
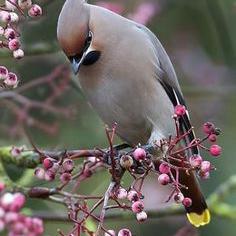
[178,112,210,227]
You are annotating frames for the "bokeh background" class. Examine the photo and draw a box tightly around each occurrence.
[1,0,236,235]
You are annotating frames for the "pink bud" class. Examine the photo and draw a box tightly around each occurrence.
[127,190,139,202]
[60,172,72,184]
[105,230,116,236]
[28,4,42,17]
[9,12,19,22]
[159,163,170,174]
[208,134,217,142]
[4,28,16,40]
[4,72,18,87]
[43,157,54,169]
[13,48,24,59]
[10,146,22,157]
[174,105,186,116]
[174,192,184,203]
[5,0,17,11]
[199,171,210,180]
[8,38,20,51]
[1,192,14,209]
[136,211,147,222]
[34,167,45,180]
[10,193,26,211]
[62,159,74,172]
[118,229,132,236]
[0,66,8,80]
[0,11,11,22]
[0,182,5,192]
[209,144,222,157]
[18,0,32,9]
[189,155,202,168]
[131,200,144,213]
[182,197,192,207]
[0,207,5,218]
[4,212,18,223]
[203,122,215,134]
[44,170,55,181]
[158,173,170,185]
[200,161,211,173]
[116,188,127,199]
[133,148,146,161]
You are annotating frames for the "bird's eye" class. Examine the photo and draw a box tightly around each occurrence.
[82,51,101,66]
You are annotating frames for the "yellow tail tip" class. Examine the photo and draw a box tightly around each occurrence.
[187,209,211,227]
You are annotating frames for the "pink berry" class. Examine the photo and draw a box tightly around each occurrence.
[28,4,42,17]
[0,11,11,22]
[116,188,127,199]
[44,170,55,181]
[203,122,215,134]
[0,66,8,80]
[159,163,170,174]
[13,48,24,59]
[208,134,217,142]
[0,182,5,192]
[118,229,132,236]
[11,146,22,156]
[182,197,192,207]
[60,172,72,184]
[136,211,147,222]
[62,159,74,172]
[127,190,139,202]
[9,12,19,22]
[8,38,20,51]
[34,167,45,180]
[158,174,170,185]
[209,144,222,157]
[174,192,184,203]
[4,72,18,87]
[199,171,210,180]
[131,200,144,213]
[174,105,186,116]
[43,157,54,169]
[189,155,202,168]
[10,193,26,211]
[105,230,116,236]
[4,28,16,40]
[1,192,14,209]
[4,212,18,223]
[133,148,146,161]
[200,161,211,173]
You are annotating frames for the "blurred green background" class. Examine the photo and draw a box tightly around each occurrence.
[1,0,236,235]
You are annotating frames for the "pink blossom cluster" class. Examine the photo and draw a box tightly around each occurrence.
[35,156,74,183]
[0,65,18,88]
[0,0,42,59]
[0,185,44,236]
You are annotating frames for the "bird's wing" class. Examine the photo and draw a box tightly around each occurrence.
[136,24,199,155]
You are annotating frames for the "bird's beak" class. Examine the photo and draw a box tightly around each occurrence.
[71,50,88,75]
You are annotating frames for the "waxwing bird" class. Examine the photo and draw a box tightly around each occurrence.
[57,0,210,227]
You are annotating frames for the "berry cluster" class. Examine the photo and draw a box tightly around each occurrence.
[35,156,74,184]
[0,65,18,88]
[0,0,43,59]
[0,185,43,235]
